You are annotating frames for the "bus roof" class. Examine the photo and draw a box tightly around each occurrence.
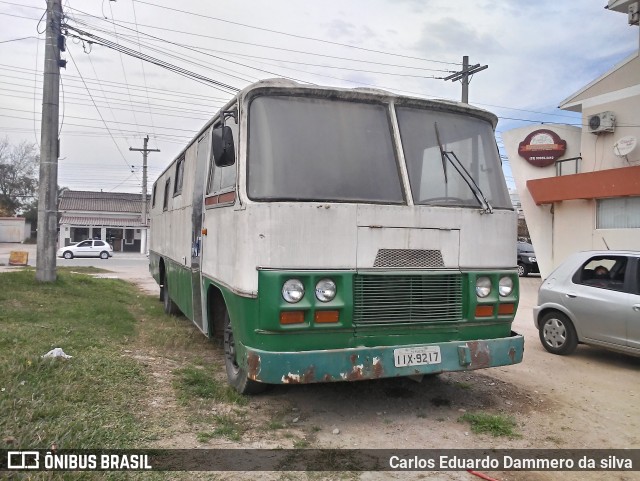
[155,78,499,182]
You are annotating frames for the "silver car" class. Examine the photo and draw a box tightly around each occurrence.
[57,239,113,259]
[533,250,640,356]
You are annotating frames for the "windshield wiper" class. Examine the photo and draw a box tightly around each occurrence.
[433,122,493,214]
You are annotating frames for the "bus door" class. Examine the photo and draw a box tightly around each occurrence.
[191,132,209,332]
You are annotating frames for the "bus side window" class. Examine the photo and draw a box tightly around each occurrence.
[163,178,171,211]
[207,118,238,198]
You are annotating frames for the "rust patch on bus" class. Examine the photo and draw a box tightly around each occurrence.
[373,358,384,378]
[282,366,316,384]
[346,365,364,381]
[301,366,315,383]
[468,341,491,368]
[508,347,517,363]
[247,352,261,380]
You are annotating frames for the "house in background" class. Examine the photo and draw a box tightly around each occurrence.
[58,190,150,253]
[502,0,639,278]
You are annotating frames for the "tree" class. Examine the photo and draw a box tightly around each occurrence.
[0,138,39,216]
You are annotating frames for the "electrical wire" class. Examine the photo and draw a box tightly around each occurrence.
[64,25,240,93]
[64,8,451,73]
[131,0,159,148]
[132,0,460,66]
[107,0,143,141]
[0,36,38,43]
[68,16,277,85]
[66,46,140,179]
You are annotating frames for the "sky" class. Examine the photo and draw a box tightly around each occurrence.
[0,0,638,194]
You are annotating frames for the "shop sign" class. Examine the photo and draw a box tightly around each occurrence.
[518,129,567,167]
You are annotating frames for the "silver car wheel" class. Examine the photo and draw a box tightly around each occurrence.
[539,311,577,355]
[542,317,566,348]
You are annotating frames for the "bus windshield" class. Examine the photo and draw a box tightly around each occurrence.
[396,107,512,209]
[248,96,404,203]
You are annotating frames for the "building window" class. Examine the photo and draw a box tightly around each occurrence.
[597,197,640,229]
[152,184,157,207]
[125,229,135,244]
[163,178,171,211]
[174,156,185,195]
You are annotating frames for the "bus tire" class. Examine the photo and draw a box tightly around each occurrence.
[223,309,266,395]
[162,278,180,316]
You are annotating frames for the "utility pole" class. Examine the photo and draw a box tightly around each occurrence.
[129,136,159,254]
[443,55,488,103]
[36,0,63,282]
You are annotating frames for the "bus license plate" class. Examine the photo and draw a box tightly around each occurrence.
[393,347,441,368]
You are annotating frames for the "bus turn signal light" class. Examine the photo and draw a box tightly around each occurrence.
[280,311,305,325]
[314,311,339,323]
[498,303,515,315]
[475,305,494,318]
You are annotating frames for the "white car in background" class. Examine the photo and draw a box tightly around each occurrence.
[57,240,113,259]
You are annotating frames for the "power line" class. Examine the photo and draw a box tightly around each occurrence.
[132,0,460,66]
[68,16,294,85]
[0,35,38,43]
[0,63,231,101]
[64,24,241,93]
[66,46,140,178]
[64,9,451,73]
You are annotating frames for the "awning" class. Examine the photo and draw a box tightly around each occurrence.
[527,165,640,205]
[59,215,145,227]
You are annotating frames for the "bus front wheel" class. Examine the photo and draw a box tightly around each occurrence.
[223,310,266,394]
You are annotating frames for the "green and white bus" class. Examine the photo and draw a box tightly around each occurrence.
[149,79,524,394]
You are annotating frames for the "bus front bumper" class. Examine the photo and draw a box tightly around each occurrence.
[244,332,524,384]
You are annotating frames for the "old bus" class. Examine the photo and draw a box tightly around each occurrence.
[149,79,524,393]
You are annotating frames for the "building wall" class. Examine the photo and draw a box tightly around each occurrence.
[504,105,640,278]
[502,125,582,278]
[581,94,640,170]
[0,218,28,243]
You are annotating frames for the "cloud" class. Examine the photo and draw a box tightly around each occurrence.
[413,17,504,58]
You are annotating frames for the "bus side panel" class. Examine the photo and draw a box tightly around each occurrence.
[202,275,258,350]
[149,250,161,285]
[164,256,195,322]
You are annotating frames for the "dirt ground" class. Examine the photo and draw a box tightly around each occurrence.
[2,243,638,480]
[134,275,639,481]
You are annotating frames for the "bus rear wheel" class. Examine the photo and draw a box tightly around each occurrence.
[162,279,180,316]
[223,310,266,394]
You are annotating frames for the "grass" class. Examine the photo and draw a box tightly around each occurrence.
[458,412,521,438]
[173,365,247,406]
[196,415,242,442]
[0,269,149,449]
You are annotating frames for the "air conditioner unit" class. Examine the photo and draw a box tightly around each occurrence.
[588,111,616,134]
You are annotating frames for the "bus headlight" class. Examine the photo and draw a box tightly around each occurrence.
[499,276,514,297]
[282,279,304,303]
[315,279,336,302]
[475,277,492,298]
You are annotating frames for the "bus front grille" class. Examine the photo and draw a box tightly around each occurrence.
[353,274,463,325]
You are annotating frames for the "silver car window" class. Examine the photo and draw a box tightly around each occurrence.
[574,256,627,292]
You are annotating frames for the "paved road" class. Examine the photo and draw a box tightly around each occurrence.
[0,242,159,295]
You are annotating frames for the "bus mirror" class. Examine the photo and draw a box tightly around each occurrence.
[212,126,236,167]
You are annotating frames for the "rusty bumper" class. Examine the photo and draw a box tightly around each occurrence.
[245,331,524,384]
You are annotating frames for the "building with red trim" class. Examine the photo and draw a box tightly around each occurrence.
[502,0,640,277]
